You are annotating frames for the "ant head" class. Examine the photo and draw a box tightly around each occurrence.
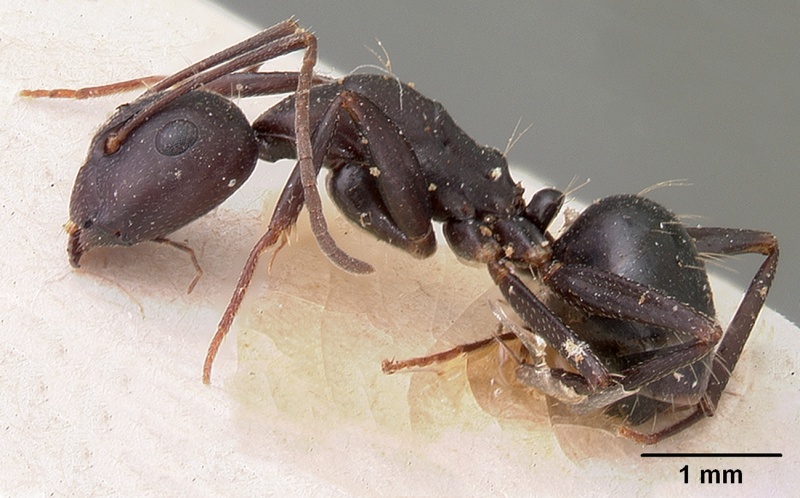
[67,91,259,266]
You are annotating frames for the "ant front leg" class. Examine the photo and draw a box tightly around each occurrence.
[203,88,351,384]
[202,164,307,384]
[204,85,435,383]
[328,164,434,257]
[291,35,375,277]
[325,90,437,257]
[187,22,371,277]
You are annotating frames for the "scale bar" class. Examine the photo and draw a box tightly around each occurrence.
[641,453,782,458]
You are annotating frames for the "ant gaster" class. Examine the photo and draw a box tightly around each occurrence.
[24,20,778,443]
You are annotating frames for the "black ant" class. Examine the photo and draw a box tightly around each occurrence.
[22,20,778,443]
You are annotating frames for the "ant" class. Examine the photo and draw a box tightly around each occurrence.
[22,20,778,443]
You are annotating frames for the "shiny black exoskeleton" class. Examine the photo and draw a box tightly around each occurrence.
[387,192,777,442]
[544,195,719,425]
[67,91,258,264]
[252,73,533,261]
[31,20,777,443]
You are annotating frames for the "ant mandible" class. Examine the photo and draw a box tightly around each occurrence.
[22,20,778,443]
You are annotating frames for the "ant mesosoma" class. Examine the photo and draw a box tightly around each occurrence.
[22,20,778,443]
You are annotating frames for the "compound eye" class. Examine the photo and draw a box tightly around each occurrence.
[155,118,198,156]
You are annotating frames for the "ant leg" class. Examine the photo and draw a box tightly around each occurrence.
[542,262,723,389]
[328,163,437,258]
[337,91,436,251]
[618,228,777,444]
[293,37,373,275]
[292,86,439,266]
[203,88,383,383]
[544,263,722,346]
[685,228,779,409]
[491,258,727,392]
[203,163,305,384]
[382,330,518,374]
[487,262,612,389]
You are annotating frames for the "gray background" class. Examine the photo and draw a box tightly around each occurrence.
[214,1,798,324]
